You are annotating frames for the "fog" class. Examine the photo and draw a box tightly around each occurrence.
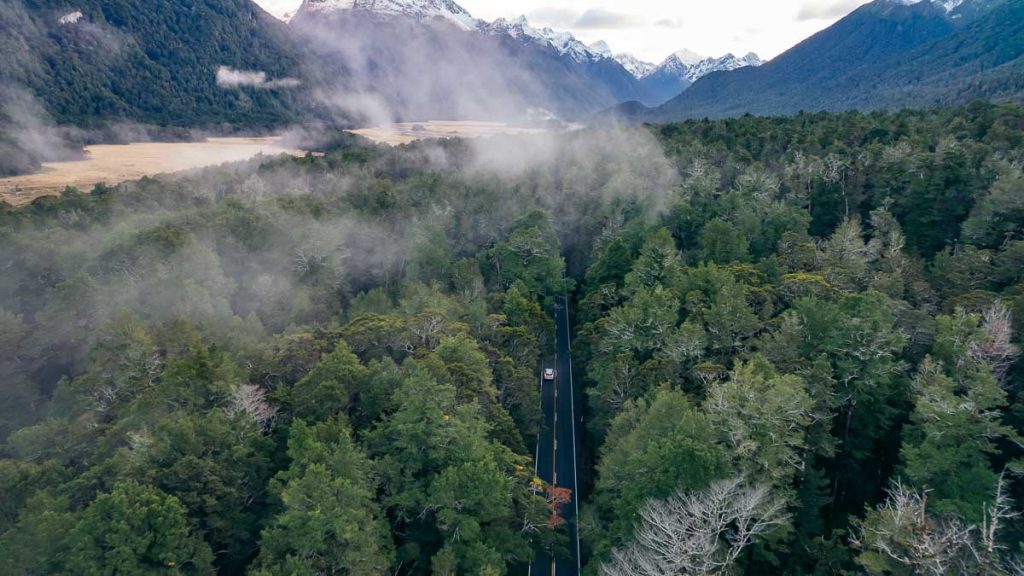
[0,125,677,428]
[286,10,620,127]
[216,67,303,90]
[0,0,686,441]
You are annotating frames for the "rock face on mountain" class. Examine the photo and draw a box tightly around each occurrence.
[628,0,1023,121]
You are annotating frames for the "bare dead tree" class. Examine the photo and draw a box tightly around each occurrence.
[852,482,974,575]
[226,384,278,433]
[852,476,1022,575]
[602,477,787,576]
[980,471,1019,560]
[970,301,1021,389]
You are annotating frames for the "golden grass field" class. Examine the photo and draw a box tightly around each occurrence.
[0,137,303,206]
[1,123,545,206]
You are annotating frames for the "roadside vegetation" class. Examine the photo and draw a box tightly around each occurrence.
[1,101,1023,574]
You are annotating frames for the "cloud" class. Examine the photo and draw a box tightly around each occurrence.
[796,0,866,21]
[58,10,83,25]
[525,7,579,28]
[215,67,301,90]
[654,18,684,28]
[526,7,644,30]
[574,8,645,29]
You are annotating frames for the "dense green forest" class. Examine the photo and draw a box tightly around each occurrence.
[1,101,1024,574]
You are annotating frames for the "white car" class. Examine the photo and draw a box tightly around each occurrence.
[544,368,556,381]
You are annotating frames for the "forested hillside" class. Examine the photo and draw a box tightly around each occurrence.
[2,0,305,128]
[640,0,1024,122]
[1,102,1024,574]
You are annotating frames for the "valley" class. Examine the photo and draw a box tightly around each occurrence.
[0,137,304,206]
[0,123,552,206]
[350,120,548,145]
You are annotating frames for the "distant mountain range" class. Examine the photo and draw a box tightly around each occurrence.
[1,0,1021,147]
[635,51,764,107]
[620,0,1024,122]
[285,0,762,116]
[586,43,766,106]
[0,0,764,133]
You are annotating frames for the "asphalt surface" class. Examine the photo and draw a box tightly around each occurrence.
[530,295,581,576]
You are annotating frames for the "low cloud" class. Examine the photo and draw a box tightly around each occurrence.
[654,18,684,28]
[526,7,579,28]
[215,66,301,90]
[527,7,645,30]
[796,0,866,21]
[575,9,645,29]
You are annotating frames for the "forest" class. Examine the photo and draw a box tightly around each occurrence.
[1,101,1023,575]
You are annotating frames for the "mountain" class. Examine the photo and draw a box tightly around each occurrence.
[588,41,657,78]
[484,16,606,64]
[633,0,1023,121]
[0,0,306,129]
[298,0,478,30]
[1,0,650,137]
[638,50,764,106]
[289,4,647,121]
[578,42,765,107]
[614,53,657,78]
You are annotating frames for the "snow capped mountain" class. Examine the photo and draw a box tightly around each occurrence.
[648,50,764,84]
[587,41,656,78]
[682,52,764,83]
[296,0,479,31]
[615,53,656,78]
[484,16,604,64]
[588,40,613,58]
[671,49,706,68]
[636,50,764,106]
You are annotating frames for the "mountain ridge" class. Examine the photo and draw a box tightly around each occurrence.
[620,0,1022,121]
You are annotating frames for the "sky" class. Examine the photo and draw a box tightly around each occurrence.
[255,0,873,63]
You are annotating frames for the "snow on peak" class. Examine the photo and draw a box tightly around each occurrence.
[587,41,656,77]
[685,52,764,81]
[485,15,603,63]
[614,53,656,78]
[672,48,706,67]
[648,50,764,83]
[298,0,479,31]
[588,40,613,58]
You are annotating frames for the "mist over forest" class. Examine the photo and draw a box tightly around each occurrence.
[3,0,1024,574]
[1,101,1023,574]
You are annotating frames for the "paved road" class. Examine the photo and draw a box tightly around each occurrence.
[530,295,581,576]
